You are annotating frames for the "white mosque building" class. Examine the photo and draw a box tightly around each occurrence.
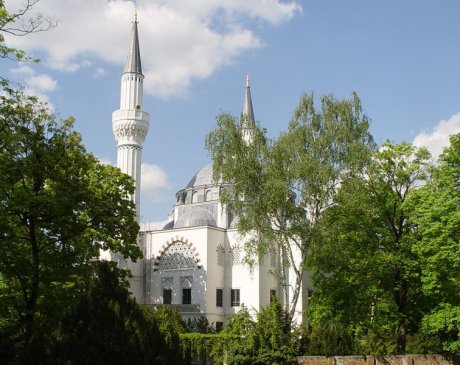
[112,17,309,327]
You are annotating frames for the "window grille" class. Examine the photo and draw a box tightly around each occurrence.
[159,242,196,271]
[230,289,240,307]
[231,244,241,265]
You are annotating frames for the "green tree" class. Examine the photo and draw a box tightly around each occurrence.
[252,298,296,365]
[0,83,140,362]
[153,305,186,341]
[212,301,296,365]
[210,306,256,365]
[55,261,181,365]
[310,141,431,354]
[306,322,355,356]
[206,93,374,320]
[0,0,56,62]
[412,134,460,354]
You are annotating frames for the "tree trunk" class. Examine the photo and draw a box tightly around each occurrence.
[288,265,303,321]
[23,216,40,364]
[393,266,408,354]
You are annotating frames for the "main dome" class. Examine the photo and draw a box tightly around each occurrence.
[170,163,228,229]
[186,164,214,188]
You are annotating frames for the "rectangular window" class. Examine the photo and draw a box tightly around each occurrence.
[270,289,276,303]
[216,322,224,332]
[216,288,223,307]
[163,289,172,304]
[230,288,240,307]
[182,288,191,305]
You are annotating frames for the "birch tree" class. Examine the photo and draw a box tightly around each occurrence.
[206,93,374,321]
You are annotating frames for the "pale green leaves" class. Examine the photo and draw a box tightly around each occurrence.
[206,92,374,320]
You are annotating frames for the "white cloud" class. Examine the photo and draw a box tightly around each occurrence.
[11,65,35,76]
[9,65,58,108]
[27,74,58,91]
[97,156,113,165]
[5,0,301,97]
[93,67,107,78]
[141,162,171,203]
[413,112,460,158]
[94,159,169,202]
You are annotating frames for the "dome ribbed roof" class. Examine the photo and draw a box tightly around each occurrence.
[175,207,216,228]
[186,164,214,188]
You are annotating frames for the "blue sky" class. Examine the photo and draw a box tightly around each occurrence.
[3,0,460,224]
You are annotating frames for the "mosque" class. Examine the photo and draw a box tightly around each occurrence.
[111,17,309,327]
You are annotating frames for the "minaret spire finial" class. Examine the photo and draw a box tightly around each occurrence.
[124,7,142,74]
[241,75,256,144]
[242,75,255,128]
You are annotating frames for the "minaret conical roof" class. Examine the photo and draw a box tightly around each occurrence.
[242,75,255,128]
[124,14,142,74]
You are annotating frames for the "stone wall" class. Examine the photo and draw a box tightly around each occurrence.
[297,355,452,365]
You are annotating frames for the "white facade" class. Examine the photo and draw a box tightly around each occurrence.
[113,18,310,326]
[136,165,283,324]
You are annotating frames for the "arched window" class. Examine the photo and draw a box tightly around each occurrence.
[159,241,197,271]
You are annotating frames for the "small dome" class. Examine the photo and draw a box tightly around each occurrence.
[186,164,214,188]
[175,207,216,229]
[163,220,174,230]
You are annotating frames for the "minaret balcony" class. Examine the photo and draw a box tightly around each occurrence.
[112,109,150,145]
[112,109,150,123]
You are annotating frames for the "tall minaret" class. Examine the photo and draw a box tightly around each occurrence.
[112,13,149,221]
[241,75,255,144]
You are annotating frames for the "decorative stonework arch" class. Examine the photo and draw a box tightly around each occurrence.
[192,191,199,203]
[156,236,201,271]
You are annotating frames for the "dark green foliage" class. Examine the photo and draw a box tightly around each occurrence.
[208,300,297,365]
[307,322,355,356]
[307,140,448,355]
[153,305,187,348]
[54,261,183,365]
[0,79,161,363]
[186,315,216,333]
[180,303,299,365]
[251,299,296,365]
[224,304,256,335]
[0,66,181,364]
[181,333,239,365]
